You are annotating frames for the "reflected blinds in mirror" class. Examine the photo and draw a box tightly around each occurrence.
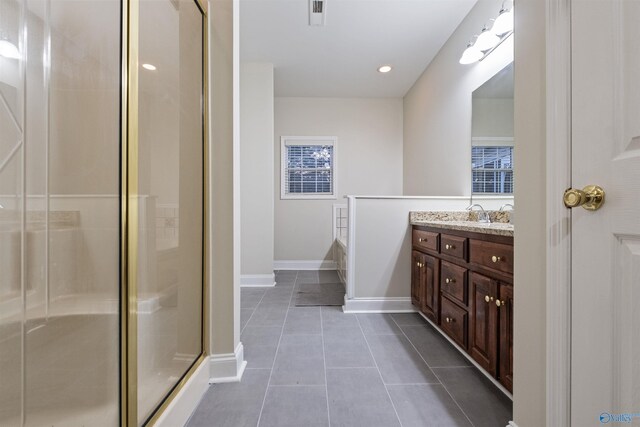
[471,146,514,194]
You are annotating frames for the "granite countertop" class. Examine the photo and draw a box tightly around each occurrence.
[409,211,514,237]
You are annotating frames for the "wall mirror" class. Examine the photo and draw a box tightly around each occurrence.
[471,62,514,195]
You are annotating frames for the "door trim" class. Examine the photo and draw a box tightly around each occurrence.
[545,0,572,424]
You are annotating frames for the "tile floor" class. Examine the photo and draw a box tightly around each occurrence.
[186,270,512,427]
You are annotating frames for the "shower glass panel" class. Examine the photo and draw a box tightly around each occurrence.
[0,0,121,426]
[137,0,204,423]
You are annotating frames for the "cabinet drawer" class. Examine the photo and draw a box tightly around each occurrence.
[469,240,513,275]
[440,234,467,260]
[413,229,438,252]
[440,297,468,348]
[441,261,468,306]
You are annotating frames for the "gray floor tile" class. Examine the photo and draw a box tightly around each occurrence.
[365,334,439,384]
[323,328,375,368]
[241,326,283,347]
[241,295,264,310]
[246,306,288,328]
[271,334,325,385]
[321,306,359,332]
[401,324,471,368]
[283,307,322,335]
[387,384,472,427]
[433,367,512,427]
[390,312,427,326]
[241,288,267,298]
[244,343,278,369]
[326,368,400,427]
[186,369,270,427]
[296,282,345,293]
[357,314,402,336]
[259,386,329,427]
[260,288,293,303]
[241,309,255,331]
[258,299,292,309]
[296,270,340,284]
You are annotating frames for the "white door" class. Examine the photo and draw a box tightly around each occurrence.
[571,0,640,425]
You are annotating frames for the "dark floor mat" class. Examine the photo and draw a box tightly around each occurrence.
[295,282,345,306]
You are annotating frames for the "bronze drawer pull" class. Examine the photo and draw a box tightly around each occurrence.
[445,278,456,284]
[491,255,502,263]
[418,237,427,243]
[445,244,455,250]
[444,317,455,323]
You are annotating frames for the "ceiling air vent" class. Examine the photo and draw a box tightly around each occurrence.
[309,0,326,26]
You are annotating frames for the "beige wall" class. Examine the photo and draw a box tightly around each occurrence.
[240,63,274,277]
[209,0,239,356]
[274,97,403,263]
[403,0,513,196]
[513,0,546,424]
[471,98,514,138]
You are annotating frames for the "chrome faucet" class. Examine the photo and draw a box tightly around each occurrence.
[467,204,491,223]
[500,203,514,224]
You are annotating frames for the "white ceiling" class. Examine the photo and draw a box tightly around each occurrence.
[240,0,477,98]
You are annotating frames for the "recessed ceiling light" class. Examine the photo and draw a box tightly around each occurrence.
[377,65,392,73]
[142,63,157,71]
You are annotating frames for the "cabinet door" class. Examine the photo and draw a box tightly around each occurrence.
[498,284,513,392]
[422,253,440,323]
[469,272,498,376]
[411,251,424,308]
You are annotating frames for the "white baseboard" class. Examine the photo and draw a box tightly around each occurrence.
[240,273,276,287]
[507,422,519,427]
[209,342,247,384]
[152,357,209,427]
[273,260,337,270]
[342,297,416,313]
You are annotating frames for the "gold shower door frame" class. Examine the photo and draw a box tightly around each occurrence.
[120,0,209,425]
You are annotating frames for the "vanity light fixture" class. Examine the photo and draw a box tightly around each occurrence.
[142,63,157,71]
[0,38,20,59]
[492,6,514,36]
[377,65,392,73]
[474,26,500,51]
[459,42,483,65]
[459,2,514,65]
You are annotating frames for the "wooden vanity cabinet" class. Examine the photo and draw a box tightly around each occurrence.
[412,224,513,393]
[411,250,439,323]
[469,272,498,376]
[498,284,514,391]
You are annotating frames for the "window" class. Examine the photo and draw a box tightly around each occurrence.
[281,136,337,199]
[472,145,514,194]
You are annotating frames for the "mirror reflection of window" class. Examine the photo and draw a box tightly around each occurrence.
[471,62,514,194]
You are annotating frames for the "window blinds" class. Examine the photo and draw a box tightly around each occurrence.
[284,144,334,195]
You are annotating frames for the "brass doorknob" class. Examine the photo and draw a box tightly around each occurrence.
[563,185,605,211]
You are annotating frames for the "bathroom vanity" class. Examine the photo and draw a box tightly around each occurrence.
[410,212,514,393]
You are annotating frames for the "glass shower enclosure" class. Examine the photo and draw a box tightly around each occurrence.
[0,0,207,425]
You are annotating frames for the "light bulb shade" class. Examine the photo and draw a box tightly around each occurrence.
[492,9,514,36]
[0,40,20,59]
[474,29,500,51]
[459,45,483,65]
